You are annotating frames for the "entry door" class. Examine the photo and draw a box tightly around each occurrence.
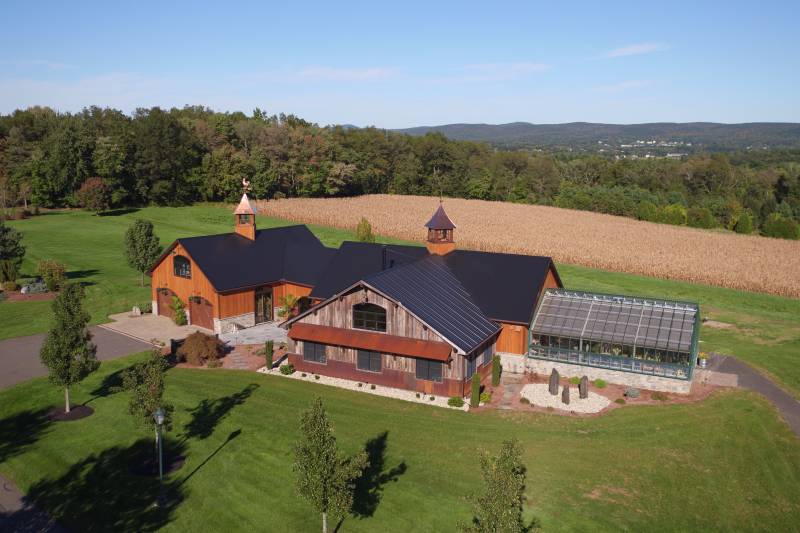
[255,287,273,323]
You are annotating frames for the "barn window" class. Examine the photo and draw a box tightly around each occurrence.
[416,359,443,382]
[465,354,476,379]
[482,344,493,366]
[353,303,386,332]
[302,342,327,364]
[173,255,191,279]
[357,350,382,373]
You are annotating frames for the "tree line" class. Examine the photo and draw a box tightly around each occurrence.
[1,105,798,238]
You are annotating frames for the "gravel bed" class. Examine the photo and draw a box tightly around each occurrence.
[520,383,610,414]
[258,366,469,411]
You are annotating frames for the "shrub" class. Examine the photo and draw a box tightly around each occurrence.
[593,378,607,389]
[314,374,320,380]
[470,374,481,407]
[264,340,274,369]
[370,384,376,390]
[614,398,626,405]
[177,331,223,366]
[448,396,464,408]
[624,387,640,398]
[37,259,66,291]
[519,397,530,405]
[357,382,362,387]
[687,207,716,229]
[279,364,295,375]
[635,201,659,222]
[171,296,187,325]
[139,301,152,314]
[734,212,754,234]
[3,280,19,292]
[761,214,800,240]
[479,391,491,404]
[75,177,111,213]
[356,217,376,243]
[491,355,502,386]
[658,204,687,226]
[569,376,580,385]
[651,392,668,401]
[415,392,420,398]
[429,396,435,401]
[302,373,307,377]
[207,358,222,368]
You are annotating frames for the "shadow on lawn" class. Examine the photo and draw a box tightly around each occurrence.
[182,383,258,441]
[99,208,139,217]
[18,438,187,533]
[178,429,242,487]
[352,431,407,519]
[0,408,53,463]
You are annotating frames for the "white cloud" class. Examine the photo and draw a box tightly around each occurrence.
[602,43,668,58]
[297,66,397,81]
[428,62,551,84]
[591,80,651,93]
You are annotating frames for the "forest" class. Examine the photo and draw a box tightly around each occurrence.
[0,106,798,239]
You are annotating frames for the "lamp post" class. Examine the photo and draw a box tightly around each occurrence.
[153,407,165,482]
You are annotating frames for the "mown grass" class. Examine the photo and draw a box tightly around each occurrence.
[2,205,799,398]
[0,354,798,531]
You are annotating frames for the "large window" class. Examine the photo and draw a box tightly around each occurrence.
[302,342,327,363]
[481,345,493,366]
[357,350,382,373]
[353,303,386,332]
[416,359,443,382]
[173,255,191,279]
[465,354,476,379]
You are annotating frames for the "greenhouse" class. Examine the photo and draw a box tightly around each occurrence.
[529,289,700,380]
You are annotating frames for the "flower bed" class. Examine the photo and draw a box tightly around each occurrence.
[519,383,611,414]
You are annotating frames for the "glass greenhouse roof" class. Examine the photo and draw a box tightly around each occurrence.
[530,289,698,353]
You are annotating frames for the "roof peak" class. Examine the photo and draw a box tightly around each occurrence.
[424,203,456,230]
[234,193,256,215]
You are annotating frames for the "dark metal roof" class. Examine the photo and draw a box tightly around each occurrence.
[442,249,560,324]
[176,225,335,292]
[531,289,698,353]
[288,323,453,362]
[364,255,500,354]
[309,242,428,299]
[424,204,456,230]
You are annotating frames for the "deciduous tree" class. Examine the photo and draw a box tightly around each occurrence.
[75,177,111,213]
[0,219,25,282]
[124,219,162,286]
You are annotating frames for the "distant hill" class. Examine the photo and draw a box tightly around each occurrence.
[393,122,800,152]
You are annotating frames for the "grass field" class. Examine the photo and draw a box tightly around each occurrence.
[3,205,799,399]
[0,353,798,531]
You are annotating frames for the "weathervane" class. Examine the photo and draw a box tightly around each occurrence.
[242,177,251,194]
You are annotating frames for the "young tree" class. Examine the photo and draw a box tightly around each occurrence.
[39,283,98,413]
[0,219,25,283]
[294,397,369,533]
[75,177,111,213]
[119,349,173,433]
[278,294,299,319]
[355,217,375,243]
[460,439,532,533]
[124,219,162,286]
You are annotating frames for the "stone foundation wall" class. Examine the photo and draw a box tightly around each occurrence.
[215,312,256,335]
[499,353,692,394]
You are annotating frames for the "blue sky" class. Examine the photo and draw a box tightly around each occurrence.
[1,1,798,127]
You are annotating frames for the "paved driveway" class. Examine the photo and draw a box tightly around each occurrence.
[0,326,151,389]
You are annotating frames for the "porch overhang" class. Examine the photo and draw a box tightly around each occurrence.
[287,323,453,362]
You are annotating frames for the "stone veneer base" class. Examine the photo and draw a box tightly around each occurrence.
[216,312,256,335]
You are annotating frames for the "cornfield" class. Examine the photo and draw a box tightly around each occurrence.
[255,195,800,298]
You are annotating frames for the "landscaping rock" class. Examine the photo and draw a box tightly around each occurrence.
[132,305,142,316]
[549,368,560,395]
[562,385,570,405]
[579,376,589,399]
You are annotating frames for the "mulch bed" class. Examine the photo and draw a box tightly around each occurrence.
[2,290,57,302]
[48,404,94,421]
[129,454,186,476]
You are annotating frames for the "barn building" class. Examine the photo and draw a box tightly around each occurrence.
[149,195,699,396]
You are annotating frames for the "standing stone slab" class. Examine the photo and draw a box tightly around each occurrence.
[562,385,570,405]
[579,376,589,399]
[549,369,560,396]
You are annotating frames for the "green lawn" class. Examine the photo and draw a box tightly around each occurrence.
[1,354,798,531]
[2,205,799,398]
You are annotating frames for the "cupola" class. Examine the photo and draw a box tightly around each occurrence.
[234,193,257,240]
[424,202,456,255]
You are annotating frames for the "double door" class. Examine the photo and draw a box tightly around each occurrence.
[255,287,273,324]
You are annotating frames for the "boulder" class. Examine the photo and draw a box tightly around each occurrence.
[579,376,589,399]
[561,385,570,405]
[132,305,142,316]
[624,387,640,399]
[548,369,560,396]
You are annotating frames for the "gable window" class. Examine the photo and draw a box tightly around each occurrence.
[465,354,477,379]
[357,350,382,373]
[173,255,191,279]
[416,359,443,382]
[302,341,327,364]
[353,303,386,332]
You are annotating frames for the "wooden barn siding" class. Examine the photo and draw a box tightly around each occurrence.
[495,264,561,354]
[290,287,465,380]
[219,290,254,318]
[273,282,313,303]
[150,243,220,318]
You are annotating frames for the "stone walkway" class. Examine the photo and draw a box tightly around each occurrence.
[219,321,287,345]
[101,312,211,346]
[708,354,800,437]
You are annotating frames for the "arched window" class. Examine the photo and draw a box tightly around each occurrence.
[173,255,192,279]
[353,303,386,332]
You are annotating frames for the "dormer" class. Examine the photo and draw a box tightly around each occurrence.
[425,202,456,255]
[234,193,257,240]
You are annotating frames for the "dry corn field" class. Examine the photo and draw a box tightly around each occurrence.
[255,195,800,298]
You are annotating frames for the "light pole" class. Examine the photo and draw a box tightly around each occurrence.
[153,407,165,496]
